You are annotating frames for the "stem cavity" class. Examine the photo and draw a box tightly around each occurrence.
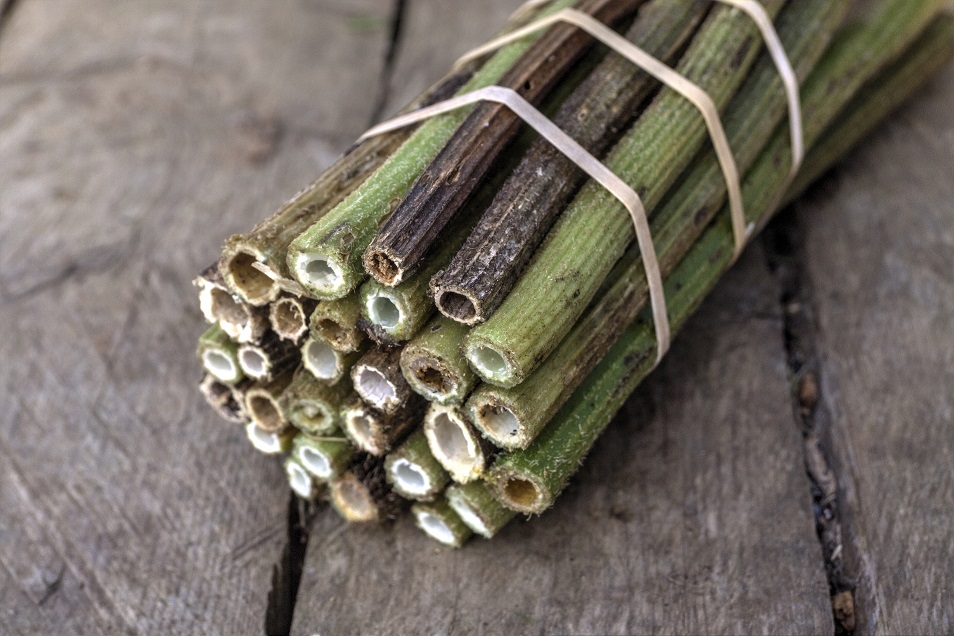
[301,337,362,385]
[238,334,300,383]
[384,430,449,500]
[246,423,294,455]
[270,296,316,343]
[294,433,355,481]
[400,316,477,404]
[197,325,244,384]
[329,457,405,523]
[411,500,472,548]
[222,249,281,307]
[286,456,319,500]
[423,404,490,483]
[342,395,423,456]
[351,347,415,414]
[294,252,348,298]
[465,343,514,386]
[433,289,479,324]
[446,482,517,538]
[309,296,367,353]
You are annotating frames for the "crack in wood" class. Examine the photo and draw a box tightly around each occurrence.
[369,0,408,126]
[763,207,866,636]
[264,495,315,636]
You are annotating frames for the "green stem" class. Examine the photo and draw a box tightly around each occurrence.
[462,0,787,388]
[411,500,473,548]
[467,0,856,448]
[384,430,450,501]
[446,481,517,538]
[244,371,295,433]
[198,324,244,385]
[430,0,709,325]
[486,10,954,513]
[400,315,478,405]
[279,367,352,434]
[362,0,644,287]
[301,336,366,385]
[217,0,556,305]
[309,295,367,352]
[293,431,356,481]
[784,17,954,203]
[286,0,576,299]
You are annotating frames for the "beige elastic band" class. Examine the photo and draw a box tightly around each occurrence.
[360,3,803,364]
[251,261,310,297]
[459,4,804,252]
[458,8,748,262]
[717,0,803,176]
[360,85,671,363]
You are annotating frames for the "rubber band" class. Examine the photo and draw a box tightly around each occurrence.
[360,85,671,363]
[717,0,803,176]
[456,8,747,261]
[359,2,803,366]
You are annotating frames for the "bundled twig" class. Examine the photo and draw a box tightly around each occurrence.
[194,0,954,548]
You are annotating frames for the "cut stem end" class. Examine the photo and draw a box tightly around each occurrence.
[435,290,480,324]
[224,250,279,306]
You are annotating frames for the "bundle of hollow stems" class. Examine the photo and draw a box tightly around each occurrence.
[195,0,954,547]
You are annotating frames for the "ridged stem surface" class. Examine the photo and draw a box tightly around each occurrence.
[287,0,576,299]
[464,0,786,388]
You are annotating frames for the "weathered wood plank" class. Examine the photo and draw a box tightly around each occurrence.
[377,0,532,119]
[798,65,954,635]
[291,249,833,635]
[0,1,391,633]
[289,2,831,628]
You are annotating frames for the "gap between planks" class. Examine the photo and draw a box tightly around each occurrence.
[263,0,412,631]
[762,205,872,636]
[369,0,410,126]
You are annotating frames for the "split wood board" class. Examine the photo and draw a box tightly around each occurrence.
[1,0,952,634]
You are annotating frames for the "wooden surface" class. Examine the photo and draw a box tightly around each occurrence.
[0,1,951,634]
[797,66,954,634]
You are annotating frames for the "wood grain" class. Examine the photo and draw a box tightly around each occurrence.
[797,65,954,635]
[2,0,953,633]
[376,0,538,119]
[0,0,390,633]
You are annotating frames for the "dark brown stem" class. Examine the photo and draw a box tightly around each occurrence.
[199,375,252,424]
[244,371,295,433]
[218,58,477,306]
[343,392,426,456]
[238,332,301,383]
[269,295,317,343]
[362,0,645,285]
[350,346,416,415]
[329,455,408,523]
[431,0,709,323]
